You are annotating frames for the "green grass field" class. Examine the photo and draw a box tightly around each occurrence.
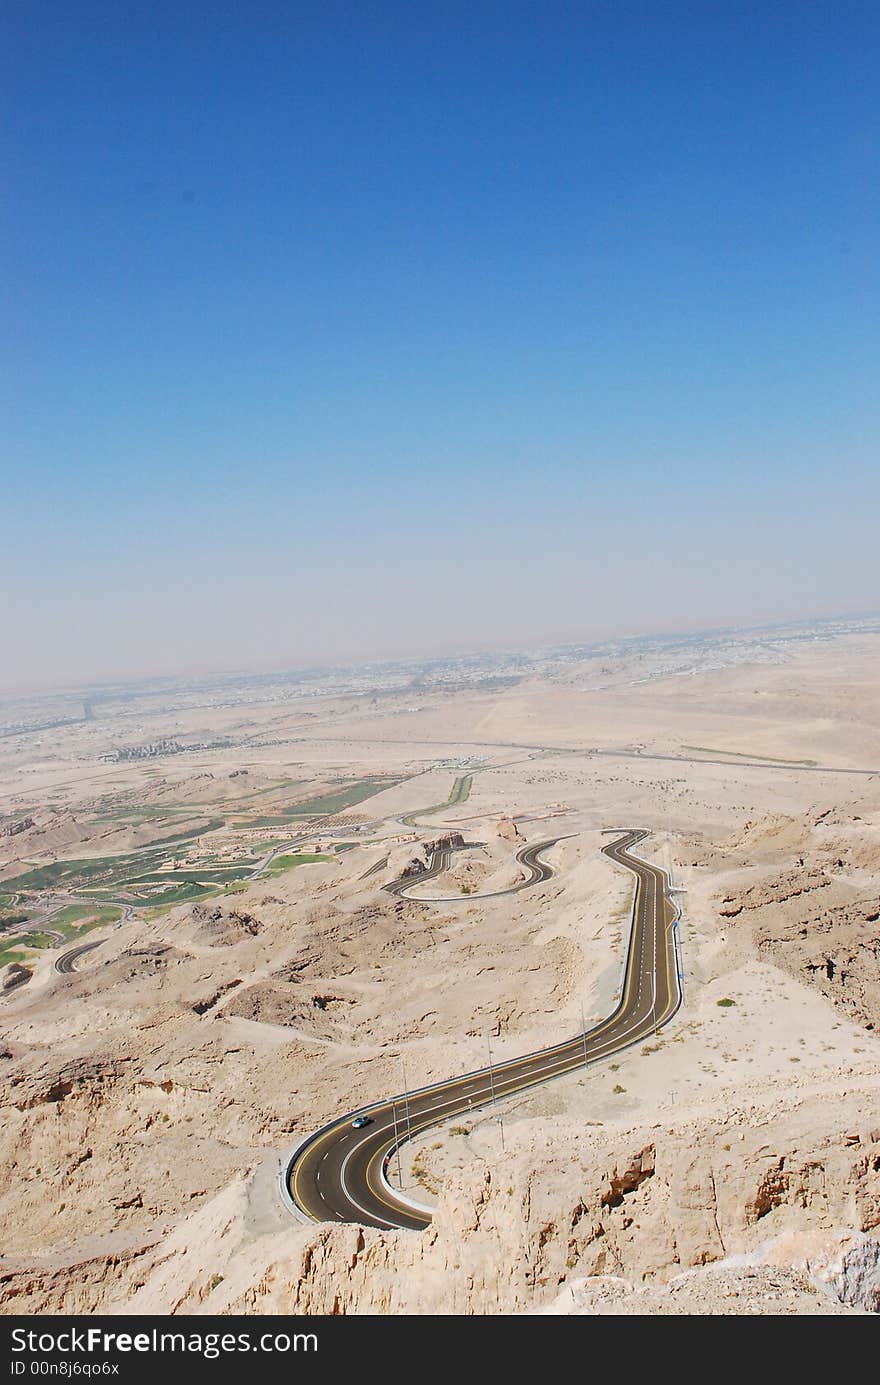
[242,816,301,828]
[138,881,215,905]
[245,838,291,854]
[264,852,333,877]
[286,777,401,817]
[401,774,473,826]
[0,946,28,968]
[449,774,472,804]
[0,903,124,968]
[139,819,225,847]
[15,931,57,949]
[242,778,400,827]
[50,903,123,933]
[94,805,194,824]
[0,778,386,911]
[125,863,252,886]
[1,833,235,897]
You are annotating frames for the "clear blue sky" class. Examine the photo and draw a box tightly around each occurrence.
[2,2,878,689]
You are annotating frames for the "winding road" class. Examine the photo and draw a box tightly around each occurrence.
[54,938,103,974]
[284,829,682,1230]
[385,836,566,902]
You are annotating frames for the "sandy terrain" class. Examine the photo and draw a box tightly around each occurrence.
[1,622,880,1315]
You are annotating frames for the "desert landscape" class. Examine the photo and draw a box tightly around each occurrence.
[1,617,879,1316]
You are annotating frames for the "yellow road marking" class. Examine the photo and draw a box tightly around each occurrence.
[292,833,681,1224]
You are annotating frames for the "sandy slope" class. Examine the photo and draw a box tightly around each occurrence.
[2,632,880,1314]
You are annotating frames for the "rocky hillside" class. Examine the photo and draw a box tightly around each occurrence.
[2,1080,878,1315]
[714,806,880,1031]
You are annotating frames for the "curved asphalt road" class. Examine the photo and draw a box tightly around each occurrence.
[386,836,565,903]
[54,939,103,974]
[285,829,681,1230]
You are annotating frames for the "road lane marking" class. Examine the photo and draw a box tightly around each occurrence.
[289,832,682,1226]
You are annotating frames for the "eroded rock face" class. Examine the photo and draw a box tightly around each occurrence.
[1,968,879,1316]
[0,1234,165,1315]
[600,1144,655,1207]
[3,964,32,991]
[211,1113,880,1316]
[716,862,880,1030]
[189,906,262,946]
[9,1058,133,1111]
[542,1265,853,1315]
[225,981,355,1036]
[719,869,831,917]
[832,1236,880,1313]
[1,817,34,839]
[2,785,879,1317]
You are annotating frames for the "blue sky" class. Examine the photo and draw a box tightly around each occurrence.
[2,2,878,688]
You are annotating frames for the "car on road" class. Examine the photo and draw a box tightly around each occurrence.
[351,1116,372,1129]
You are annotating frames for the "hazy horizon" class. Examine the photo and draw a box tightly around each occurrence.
[3,4,878,693]
[2,605,878,701]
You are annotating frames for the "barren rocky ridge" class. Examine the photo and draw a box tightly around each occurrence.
[2,629,880,1314]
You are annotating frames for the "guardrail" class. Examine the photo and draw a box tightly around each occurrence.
[280,829,685,1228]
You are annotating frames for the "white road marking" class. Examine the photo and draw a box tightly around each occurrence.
[298,843,681,1226]
[338,1142,399,1228]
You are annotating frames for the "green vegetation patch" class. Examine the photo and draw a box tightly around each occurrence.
[402,773,474,826]
[140,878,249,918]
[3,831,243,898]
[264,852,333,877]
[14,931,57,950]
[245,838,291,855]
[0,909,30,927]
[716,997,736,1007]
[285,777,401,818]
[21,906,125,949]
[51,903,123,931]
[94,805,191,824]
[0,947,28,968]
[139,820,225,848]
[1,857,117,893]
[449,774,472,804]
[137,882,215,906]
[125,864,251,886]
[241,816,302,828]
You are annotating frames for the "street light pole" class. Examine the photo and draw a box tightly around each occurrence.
[652,882,658,1036]
[486,1032,503,1150]
[391,1099,403,1188]
[402,1057,413,1145]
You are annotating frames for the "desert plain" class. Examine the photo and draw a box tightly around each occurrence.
[1,619,879,1315]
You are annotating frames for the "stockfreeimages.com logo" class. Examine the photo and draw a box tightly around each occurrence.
[11,1327,317,1368]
